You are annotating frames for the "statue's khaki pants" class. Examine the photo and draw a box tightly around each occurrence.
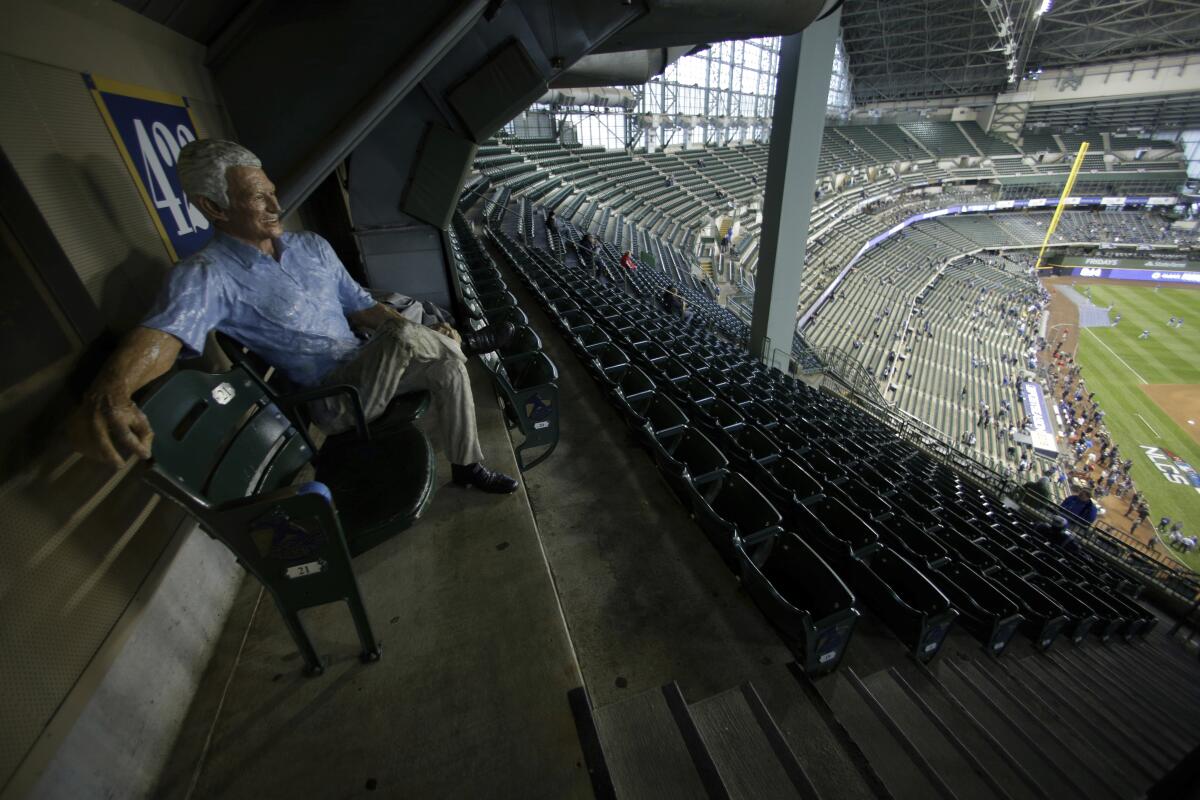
[315,320,485,465]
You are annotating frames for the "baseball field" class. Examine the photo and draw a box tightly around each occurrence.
[1071,283,1200,572]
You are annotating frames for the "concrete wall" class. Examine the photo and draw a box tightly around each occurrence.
[0,2,243,797]
[26,530,241,800]
[1003,54,1200,107]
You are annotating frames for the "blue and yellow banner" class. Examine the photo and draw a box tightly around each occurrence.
[84,74,211,261]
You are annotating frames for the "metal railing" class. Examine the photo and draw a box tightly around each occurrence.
[799,344,885,403]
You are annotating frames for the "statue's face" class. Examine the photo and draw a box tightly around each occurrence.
[219,166,284,242]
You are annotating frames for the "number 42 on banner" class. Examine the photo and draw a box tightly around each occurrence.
[85,74,214,262]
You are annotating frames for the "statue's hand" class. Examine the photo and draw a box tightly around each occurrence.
[432,323,462,345]
[69,390,154,467]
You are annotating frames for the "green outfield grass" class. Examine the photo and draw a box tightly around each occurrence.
[1071,283,1200,572]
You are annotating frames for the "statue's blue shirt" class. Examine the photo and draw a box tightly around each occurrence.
[141,231,376,386]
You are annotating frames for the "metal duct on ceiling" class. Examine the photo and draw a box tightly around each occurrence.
[549,45,694,88]
[594,0,834,52]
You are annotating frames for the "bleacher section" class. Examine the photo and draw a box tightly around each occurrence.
[474,125,1185,312]
[473,127,1190,478]
[801,208,1195,470]
[901,121,976,157]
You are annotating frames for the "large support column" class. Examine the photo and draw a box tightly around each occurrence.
[749,10,840,370]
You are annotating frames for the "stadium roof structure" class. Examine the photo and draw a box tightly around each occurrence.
[841,0,1200,105]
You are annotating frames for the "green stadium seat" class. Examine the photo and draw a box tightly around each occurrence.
[648,425,730,507]
[927,562,1023,656]
[990,568,1070,651]
[737,532,859,675]
[139,366,437,675]
[849,547,958,661]
[1026,574,1100,644]
[479,350,559,471]
[692,471,784,566]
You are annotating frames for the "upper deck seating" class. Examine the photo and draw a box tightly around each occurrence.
[482,216,1188,670]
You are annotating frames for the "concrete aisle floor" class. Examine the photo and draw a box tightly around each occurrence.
[156,362,592,800]
[498,254,797,711]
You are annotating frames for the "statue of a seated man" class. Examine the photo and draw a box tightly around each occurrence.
[70,139,518,493]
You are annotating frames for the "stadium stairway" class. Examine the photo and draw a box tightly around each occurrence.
[571,615,1200,800]
[467,208,1200,800]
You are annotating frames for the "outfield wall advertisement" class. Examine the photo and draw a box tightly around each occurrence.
[1068,267,1200,284]
[1061,256,1200,271]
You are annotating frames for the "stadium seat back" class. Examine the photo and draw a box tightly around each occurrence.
[737,531,859,675]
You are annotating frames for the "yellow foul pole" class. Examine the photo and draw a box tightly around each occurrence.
[1034,141,1088,272]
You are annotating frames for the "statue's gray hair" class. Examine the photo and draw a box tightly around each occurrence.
[177,139,262,209]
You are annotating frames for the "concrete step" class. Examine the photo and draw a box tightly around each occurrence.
[862,668,1008,800]
[1007,655,1159,792]
[1143,635,1200,674]
[1081,643,1200,737]
[1122,636,1200,695]
[1050,644,1197,744]
[687,683,818,800]
[963,657,1132,800]
[592,682,722,800]
[933,658,1088,800]
[1042,647,1189,762]
[815,667,951,800]
[892,660,1049,800]
[750,664,885,800]
[1018,651,1175,774]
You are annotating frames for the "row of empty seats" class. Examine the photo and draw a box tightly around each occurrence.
[481,207,1195,676]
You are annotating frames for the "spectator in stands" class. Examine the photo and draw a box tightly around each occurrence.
[660,286,693,324]
[1041,515,1083,555]
[619,250,637,272]
[1060,487,1098,528]
[1024,474,1052,502]
[67,139,519,493]
[581,233,600,268]
[545,209,558,235]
